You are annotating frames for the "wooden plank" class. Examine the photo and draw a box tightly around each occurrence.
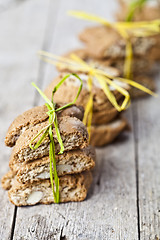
[0,0,50,239]
[0,0,28,13]
[133,75,160,240]
[13,1,139,239]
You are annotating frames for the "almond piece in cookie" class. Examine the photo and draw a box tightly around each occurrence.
[5,104,84,147]
[11,116,88,163]
[10,146,95,184]
[8,171,92,206]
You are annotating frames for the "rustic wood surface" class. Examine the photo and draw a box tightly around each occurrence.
[0,0,159,239]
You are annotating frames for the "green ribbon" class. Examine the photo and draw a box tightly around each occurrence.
[29,73,83,203]
[126,0,148,22]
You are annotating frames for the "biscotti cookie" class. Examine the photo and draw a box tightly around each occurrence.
[91,107,119,125]
[9,146,95,184]
[5,104,84,147]
[8,171,92,206]
[12,116,88,163]
[44,74,130,113]
[79,26,159,60]
[90,117,128,147]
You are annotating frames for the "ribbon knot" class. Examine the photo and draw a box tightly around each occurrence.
[88,68,95,76]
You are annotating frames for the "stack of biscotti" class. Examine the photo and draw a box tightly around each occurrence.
[44,74,129,147]
[75,24,159,98]
[2,104,95,206]
[115,0,160,63]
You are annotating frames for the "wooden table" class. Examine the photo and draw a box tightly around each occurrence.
[0,1,159,239]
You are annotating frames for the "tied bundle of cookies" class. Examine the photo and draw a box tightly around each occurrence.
[38,49,156,147]
[44,73,129,147]
[67,11,160,98]
[1,75,95,206]
[115,0,160,63]
[40,51,131,147]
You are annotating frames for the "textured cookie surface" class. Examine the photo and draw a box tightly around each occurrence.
[5,104,84,147]
[11,116,88,163]
[8,171,92,206]
[13,146,95,184]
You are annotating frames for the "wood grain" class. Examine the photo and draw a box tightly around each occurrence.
[0,0,50,239]
[133,75,160,240]
[0,0,28,13]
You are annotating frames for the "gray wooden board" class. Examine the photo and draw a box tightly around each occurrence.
[133,74,160,240]
[0,0,28,13]
[0,0,159,239]
[0,0,50,239]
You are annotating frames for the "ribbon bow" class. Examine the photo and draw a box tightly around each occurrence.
[38,50,156,137]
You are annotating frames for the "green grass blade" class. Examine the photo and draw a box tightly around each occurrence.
[30,74,83,204]
[32,82,53,109]
[49,125,60,203]
[126,0,148,22]
[55,73,83,112]
[29,127,49,150]
[53,115,64,154]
